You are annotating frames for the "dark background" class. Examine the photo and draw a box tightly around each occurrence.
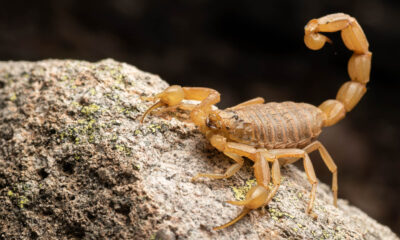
[1,0,399,235]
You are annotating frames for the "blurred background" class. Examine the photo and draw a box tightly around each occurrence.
[0,0,399,235]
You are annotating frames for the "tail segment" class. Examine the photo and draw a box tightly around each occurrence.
[304,13,372,127]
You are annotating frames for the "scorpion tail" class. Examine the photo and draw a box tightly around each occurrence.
[212,208,251,231]
[304,13,372,127]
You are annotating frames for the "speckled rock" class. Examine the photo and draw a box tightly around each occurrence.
[0,59,398,240]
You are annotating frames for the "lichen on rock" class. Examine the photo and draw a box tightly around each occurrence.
[0,59,398,239]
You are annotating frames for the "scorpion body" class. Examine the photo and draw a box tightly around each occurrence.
[210,102,325,149]
[140,13,372,230]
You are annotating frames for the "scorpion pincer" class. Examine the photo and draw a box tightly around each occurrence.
[140,13,372,230]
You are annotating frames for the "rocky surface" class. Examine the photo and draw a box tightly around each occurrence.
[0,59,398,240]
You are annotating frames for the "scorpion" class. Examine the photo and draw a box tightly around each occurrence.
[140,13,372,230]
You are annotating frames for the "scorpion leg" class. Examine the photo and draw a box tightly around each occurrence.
[213,150,274,230]
[192,134,260,181]
[201,135,278,230]
[304,141,338,206]
[270,149,318,214]
[261,158,281,208]
[191,152,244,181]
[274,142,339,207]
[228,97,265,110]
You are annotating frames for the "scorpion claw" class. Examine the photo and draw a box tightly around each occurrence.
[191,174,201,182]
[213,208,251,231]
[140,101,166,123]
[140,85,185,123]
[140,95,156,101]
[226,200,251,206]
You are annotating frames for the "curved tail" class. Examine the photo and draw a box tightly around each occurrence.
[304,13,372,127]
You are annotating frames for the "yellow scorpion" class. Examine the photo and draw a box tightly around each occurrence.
[141,13,372,230]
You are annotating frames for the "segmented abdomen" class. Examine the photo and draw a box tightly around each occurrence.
[228,102,325,149]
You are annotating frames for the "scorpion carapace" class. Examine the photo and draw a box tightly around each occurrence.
[140,13,371,230]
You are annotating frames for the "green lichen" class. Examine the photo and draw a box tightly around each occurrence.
[2,72,14,85]
[297,192,303,199]
[322,230,331,239]
[7,190,13,197]
[297,223,304,228]
[81,104,101,115]
[113,94,120,100]
[9,93,17,101]
[19,196,29,209]
[133,164,141,170]
[116,105,138,116]
[268,207,295,222]
[268,208,283,221]
[117,107,125,113]
[231,178,257,201]
[31,66,46,76]
[89,88,96,95]
[283,212,295,219]
[21,72,29,79]
[60,75,70,82]
[312,230,317,237]
[108,67,133,88]
[59,117,102,145]
[333,226,345,240]
[88,134,95,143]
[112,85,123,91]
[147,123,169,134]
[114,143,132,156]
[22,184,30,191]
[104,92,117,101]
[8,183,31,209]
[87,119,96,129]
[133,129,142,136]
[110,134,118,142]
[149,233,156,240]
[77,119,86,124]
[115,144,124,151]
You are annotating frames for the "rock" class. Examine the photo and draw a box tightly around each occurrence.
[0,59,398,240]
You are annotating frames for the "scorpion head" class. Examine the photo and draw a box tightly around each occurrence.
[206,110,240,133]
[206,109,253,142]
